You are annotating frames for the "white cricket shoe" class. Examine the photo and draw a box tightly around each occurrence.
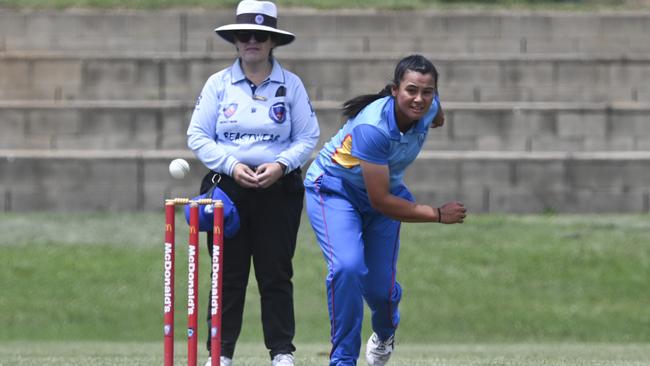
[272,353,295,366]
[204,356,232,366]
[365,332,395,366]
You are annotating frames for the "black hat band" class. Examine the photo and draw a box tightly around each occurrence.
[236,13,277,28]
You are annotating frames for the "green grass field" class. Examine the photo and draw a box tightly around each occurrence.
[1,342,650,365]
[1,212,649,364]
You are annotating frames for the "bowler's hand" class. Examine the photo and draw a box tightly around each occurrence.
[255,162,284,188]
[232,163,259,188]
[439,201,467,224]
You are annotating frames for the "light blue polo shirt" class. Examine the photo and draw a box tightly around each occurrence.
[187,58,320,175]
[305,95,440,190]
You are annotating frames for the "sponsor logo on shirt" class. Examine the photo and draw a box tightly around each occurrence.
[223,103,238,118]
[223,132,281,142]
[308,99,315,116]
[269,102,286,124]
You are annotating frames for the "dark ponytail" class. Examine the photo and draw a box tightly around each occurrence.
[342,85,392,118]
[341,54,438,119]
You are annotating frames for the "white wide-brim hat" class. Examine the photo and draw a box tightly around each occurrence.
[215,0,295,46]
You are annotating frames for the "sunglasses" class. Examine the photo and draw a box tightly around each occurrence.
[234,31,271,43]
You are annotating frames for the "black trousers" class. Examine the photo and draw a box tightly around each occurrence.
[201,169,304,360]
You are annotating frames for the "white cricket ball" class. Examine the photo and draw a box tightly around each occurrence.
[169,158,190,179]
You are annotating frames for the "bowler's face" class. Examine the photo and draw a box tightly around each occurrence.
[392,70,436,126]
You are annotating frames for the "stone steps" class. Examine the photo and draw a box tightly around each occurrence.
[1,149,648,213]
[3,100,649,152]
[2,51,649,102]
[2,9,650,213]
[2,9,650,54]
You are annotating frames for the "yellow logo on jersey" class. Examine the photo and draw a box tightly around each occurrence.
[331,134,360,169]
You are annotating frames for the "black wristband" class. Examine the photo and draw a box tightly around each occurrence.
[437,207,442,223]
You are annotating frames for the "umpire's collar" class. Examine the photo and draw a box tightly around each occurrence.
[230,58,286,85]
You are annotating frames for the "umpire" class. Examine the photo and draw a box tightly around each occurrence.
[186,1,320,365]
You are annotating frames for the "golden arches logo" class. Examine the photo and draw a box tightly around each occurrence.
[165,224,173,232]
[214,225,222,235]
[190,226,197,234]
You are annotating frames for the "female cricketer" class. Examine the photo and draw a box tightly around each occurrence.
[304,54,467,366]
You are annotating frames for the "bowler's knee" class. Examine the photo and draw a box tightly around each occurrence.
[331,254,367,283]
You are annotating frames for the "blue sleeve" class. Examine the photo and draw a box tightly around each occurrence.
[433,94,440,115]
[350,124,390,165]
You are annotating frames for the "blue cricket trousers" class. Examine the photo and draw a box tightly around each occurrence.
[305,174,408,366]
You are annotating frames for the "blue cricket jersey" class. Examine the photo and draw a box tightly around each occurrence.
[305,95,440,190]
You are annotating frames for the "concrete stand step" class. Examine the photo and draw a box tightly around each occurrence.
[2,9,650,54]
[2,52,650,102]
[1,149,649,213]
[1,100,649,153]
